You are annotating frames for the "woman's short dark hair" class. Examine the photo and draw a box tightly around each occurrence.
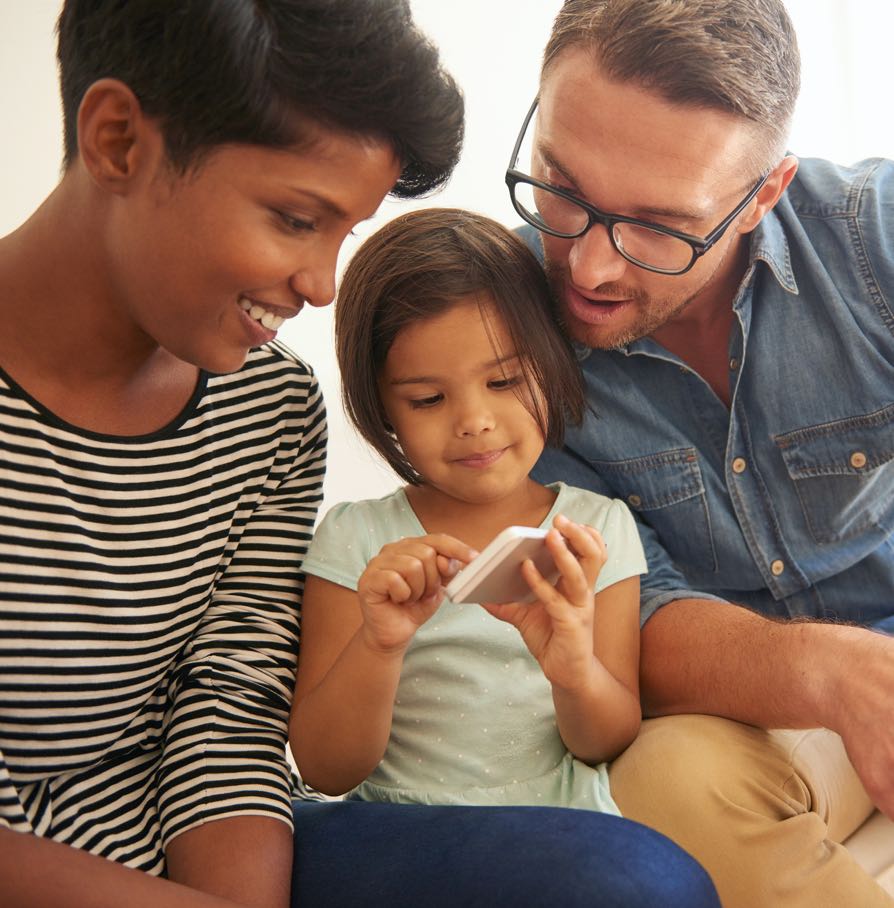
[336,208,585,485]
[56,0,464,197]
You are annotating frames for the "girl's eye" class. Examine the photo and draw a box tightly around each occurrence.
[409,394,443,409]
[489,375,522,391]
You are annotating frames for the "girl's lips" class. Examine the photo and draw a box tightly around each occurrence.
[454,449,505,469]
[566,284,632,325]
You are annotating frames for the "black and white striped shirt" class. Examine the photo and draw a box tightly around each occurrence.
[0,341,325,873]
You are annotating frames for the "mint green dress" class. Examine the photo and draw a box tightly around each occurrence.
[301,482,646,814]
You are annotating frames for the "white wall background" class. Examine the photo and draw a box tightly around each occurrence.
[2,1,893,519]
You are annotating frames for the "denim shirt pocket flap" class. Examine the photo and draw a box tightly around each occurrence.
[589,448,716,573]
[774,404,894,543]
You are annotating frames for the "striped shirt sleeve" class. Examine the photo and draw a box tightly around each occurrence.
[0,341,326,869]
[155,360,327,844]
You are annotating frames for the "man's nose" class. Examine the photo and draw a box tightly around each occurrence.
[567,223,628,290]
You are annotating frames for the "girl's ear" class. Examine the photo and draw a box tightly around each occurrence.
[76,78,160,194]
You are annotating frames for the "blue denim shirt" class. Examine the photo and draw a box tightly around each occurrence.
[530,157,894,629]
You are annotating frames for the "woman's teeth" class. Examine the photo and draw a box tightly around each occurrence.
[238,297,285,330]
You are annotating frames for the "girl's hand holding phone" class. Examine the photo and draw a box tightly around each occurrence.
[357,534,478,654]
[484,515,608,691]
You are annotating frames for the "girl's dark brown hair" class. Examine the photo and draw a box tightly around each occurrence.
[336,208,585,484]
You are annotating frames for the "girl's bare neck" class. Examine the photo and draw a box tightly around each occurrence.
[405,479,557,552]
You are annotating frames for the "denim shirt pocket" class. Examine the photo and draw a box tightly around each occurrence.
[774,404,894,544]
[589,447,717,573]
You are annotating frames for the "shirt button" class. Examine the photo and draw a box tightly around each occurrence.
[729,357,740,370]
[732,457,747,474]
[628,494,642,508]
[771,560,785,576]
[850,451,867,469]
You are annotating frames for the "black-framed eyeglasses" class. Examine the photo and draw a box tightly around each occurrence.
[505,99,770,276]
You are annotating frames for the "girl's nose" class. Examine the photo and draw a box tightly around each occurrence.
[454,400,496,437]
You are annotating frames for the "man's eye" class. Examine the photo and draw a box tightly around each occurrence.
[540,165,578,196]
[409,394,443,409]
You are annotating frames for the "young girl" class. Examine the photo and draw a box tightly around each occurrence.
[291,208,646,814]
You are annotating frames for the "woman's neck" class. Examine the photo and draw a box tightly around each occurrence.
[0,179,198,435]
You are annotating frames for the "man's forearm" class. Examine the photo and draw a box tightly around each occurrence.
[639,597,868,730]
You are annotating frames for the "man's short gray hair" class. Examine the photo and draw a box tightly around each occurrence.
[542,0,801,174]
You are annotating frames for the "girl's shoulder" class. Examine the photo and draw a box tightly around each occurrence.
[313,487,422,549]
[305,487,421,587]
[320,486,411,526]
[548,481,633,530]
[550,483,647,591]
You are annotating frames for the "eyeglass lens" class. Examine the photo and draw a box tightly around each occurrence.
[510,180,696,272]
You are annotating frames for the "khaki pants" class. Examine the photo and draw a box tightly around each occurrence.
[609,715,893,907]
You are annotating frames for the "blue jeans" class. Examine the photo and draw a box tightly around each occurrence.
[291,801,720,907]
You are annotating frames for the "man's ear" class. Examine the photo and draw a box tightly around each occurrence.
[738,154,799,234]
[76,78,158,193]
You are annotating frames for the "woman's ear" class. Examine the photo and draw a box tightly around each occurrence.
[737,154,799,234]
[76,78,158,194]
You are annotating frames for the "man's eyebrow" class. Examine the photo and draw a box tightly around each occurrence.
[538,143,708,222]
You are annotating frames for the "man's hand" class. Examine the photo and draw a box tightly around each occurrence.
[640,599,894,817]
[820,628,894,819]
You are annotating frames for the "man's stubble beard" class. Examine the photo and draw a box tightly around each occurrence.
[543,248,733,351]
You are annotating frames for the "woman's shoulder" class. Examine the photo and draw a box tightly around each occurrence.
[207,342,319,394]
[201,342,325,431]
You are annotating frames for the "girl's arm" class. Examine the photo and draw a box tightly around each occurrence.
[551,574,641,763]
[486,515,641,765]
[290,574,406,795]
[290,534,476,796]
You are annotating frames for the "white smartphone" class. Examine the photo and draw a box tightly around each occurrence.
[445,526,559,604]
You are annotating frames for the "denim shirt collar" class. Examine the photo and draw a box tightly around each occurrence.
[749,204,799,297]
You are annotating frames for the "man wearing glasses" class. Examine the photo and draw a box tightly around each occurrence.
[516,1,894,906]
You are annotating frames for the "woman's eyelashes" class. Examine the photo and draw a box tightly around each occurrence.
[275,209,317,233]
